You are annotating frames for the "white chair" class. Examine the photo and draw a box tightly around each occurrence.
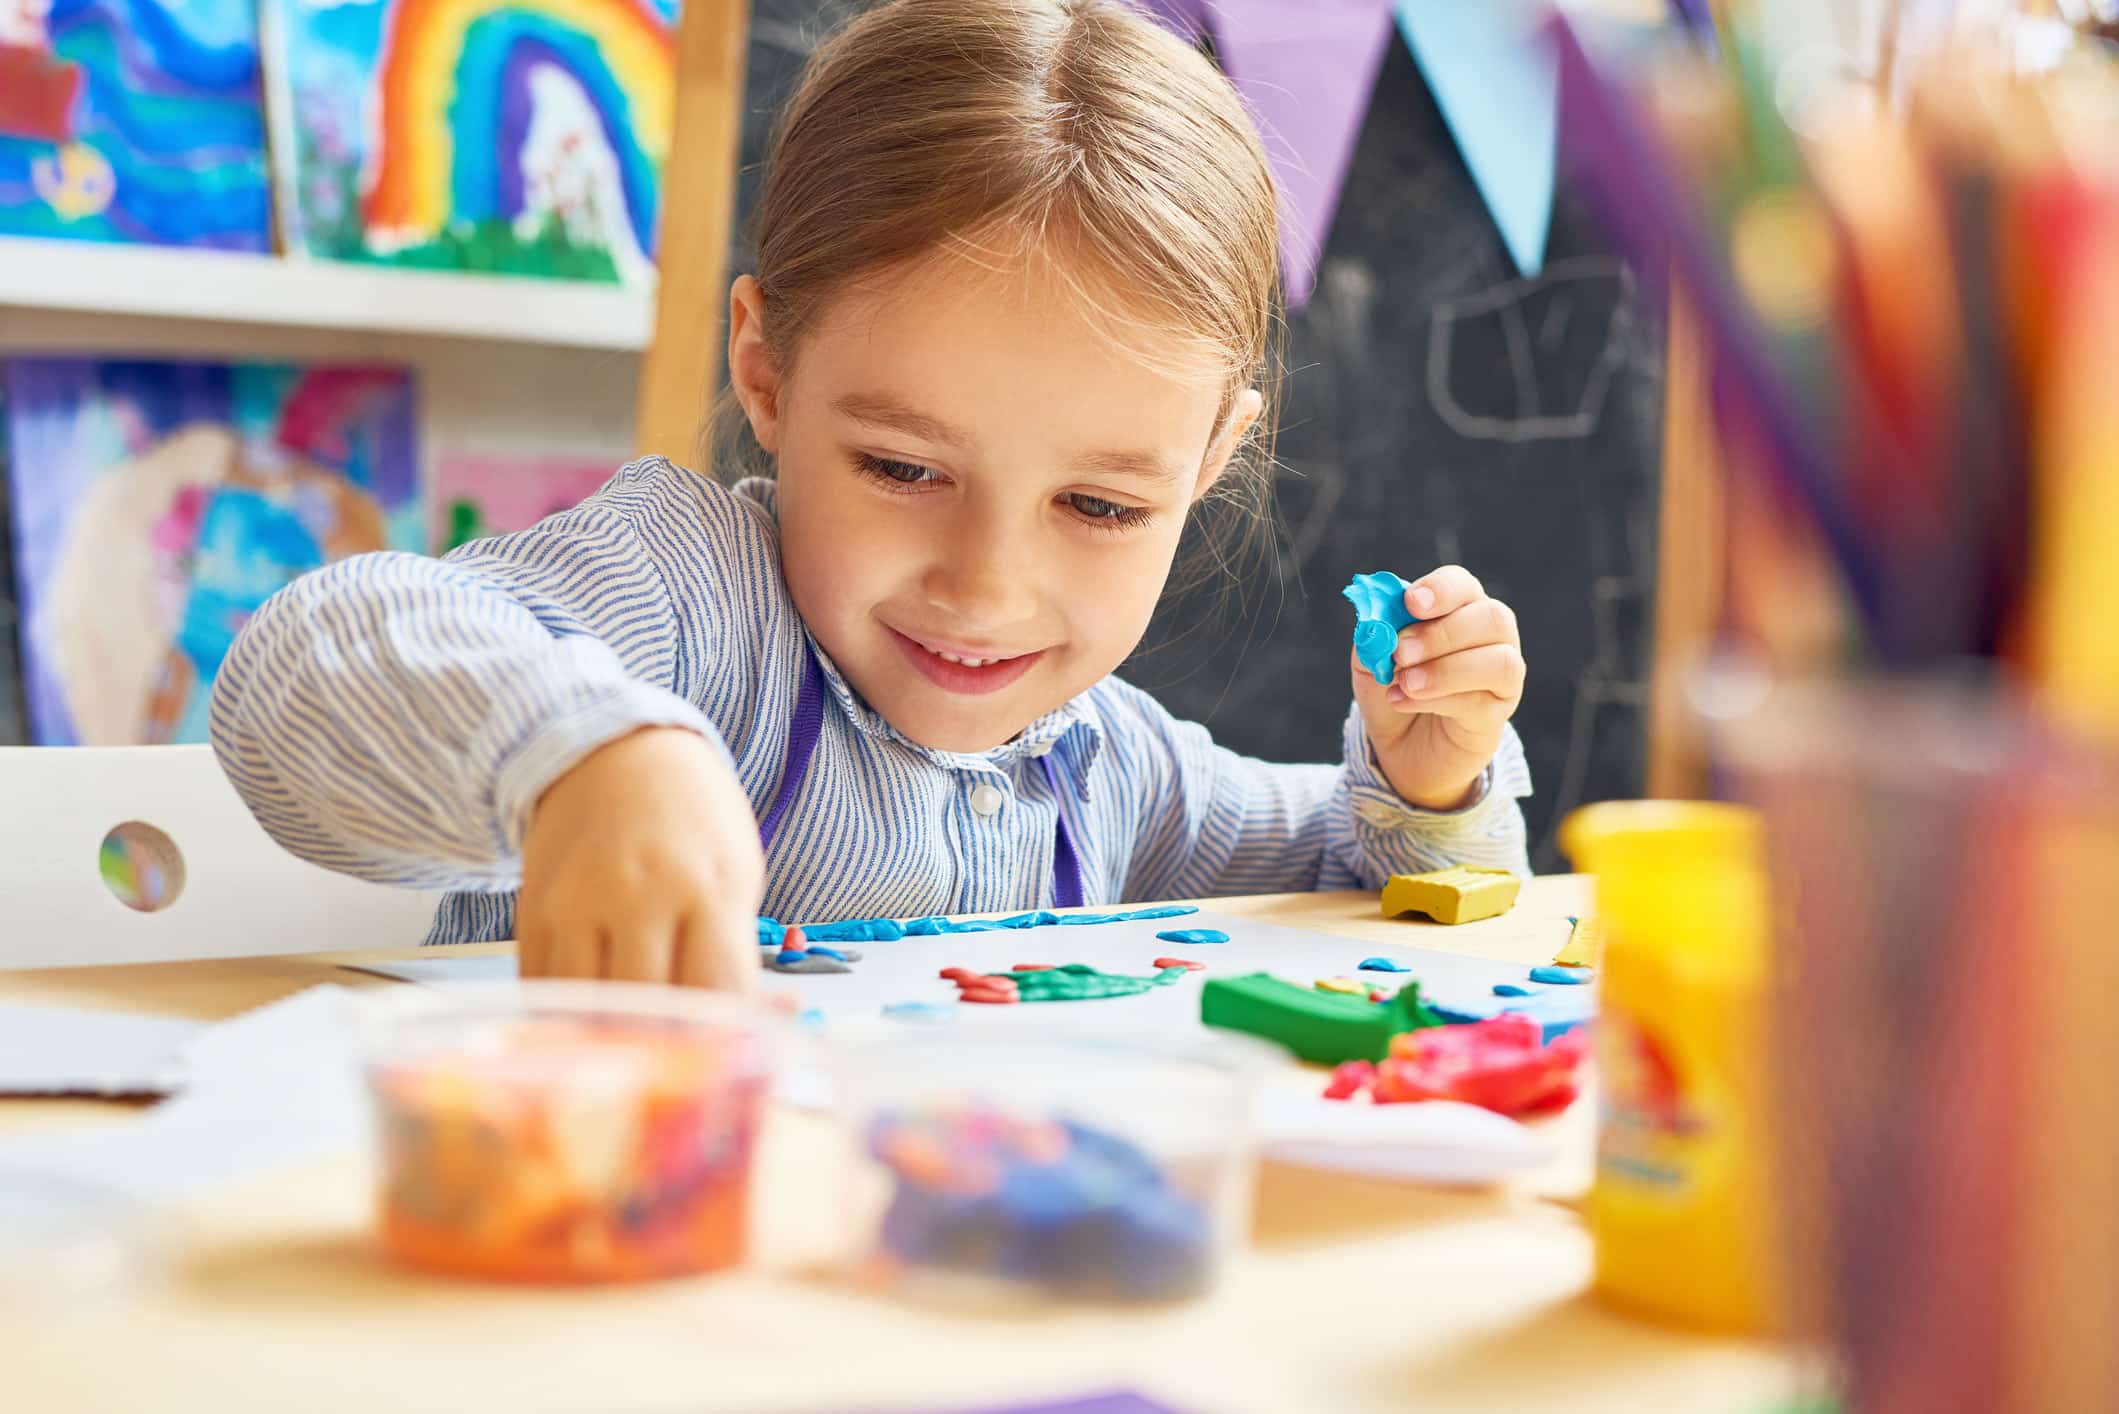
[0,745,442,969]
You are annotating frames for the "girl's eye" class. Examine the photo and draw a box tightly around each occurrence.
[854,453,940,486]
[1064,493,1153,530]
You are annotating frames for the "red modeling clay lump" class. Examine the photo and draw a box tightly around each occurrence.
[1323,1014,1588,1117]
[1322,1060,1376,1100]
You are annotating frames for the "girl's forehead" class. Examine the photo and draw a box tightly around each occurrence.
[812,242,1234,391]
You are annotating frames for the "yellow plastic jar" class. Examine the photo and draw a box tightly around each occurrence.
[1560,800,1779,1334]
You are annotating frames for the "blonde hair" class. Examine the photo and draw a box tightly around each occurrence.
[715,0,1284,595]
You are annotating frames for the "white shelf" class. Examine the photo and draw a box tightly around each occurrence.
[0,237,654,352]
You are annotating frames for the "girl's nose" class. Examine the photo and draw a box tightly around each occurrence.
[922,501,1041,625]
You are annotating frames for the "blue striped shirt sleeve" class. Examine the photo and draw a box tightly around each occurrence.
[1096,677,1533,901]
[208,463,731,890]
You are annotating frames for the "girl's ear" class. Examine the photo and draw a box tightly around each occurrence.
[1194,387,1263,499]
[727,275,784,455]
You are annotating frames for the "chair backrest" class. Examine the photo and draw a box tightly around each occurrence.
[0,745,442,969]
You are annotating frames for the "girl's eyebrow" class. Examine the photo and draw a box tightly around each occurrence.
[1069,449,1183,483]
[832,393,967,448]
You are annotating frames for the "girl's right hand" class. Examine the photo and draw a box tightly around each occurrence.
[518,727,765,992]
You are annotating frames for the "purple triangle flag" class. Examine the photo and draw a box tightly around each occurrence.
[1126,0,1393,309]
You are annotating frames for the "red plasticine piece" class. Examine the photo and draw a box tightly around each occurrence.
[1323,1060,1376,1101]
[1011,964,1056,972]
[958,988,1020,1005]
[939,968,985,983]
[1360,1014,1588,1117]
[1152,957,1206,972]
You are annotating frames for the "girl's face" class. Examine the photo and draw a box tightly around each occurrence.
[730,250,1258,753]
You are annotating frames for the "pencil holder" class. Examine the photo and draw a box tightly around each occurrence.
[1716,677,2119,1414]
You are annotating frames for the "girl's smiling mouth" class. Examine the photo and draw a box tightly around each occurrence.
[885,626,1047,695]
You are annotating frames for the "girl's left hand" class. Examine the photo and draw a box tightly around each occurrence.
[1350,566,1526,811]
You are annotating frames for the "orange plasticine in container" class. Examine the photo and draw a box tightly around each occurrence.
[365,983,778,1284]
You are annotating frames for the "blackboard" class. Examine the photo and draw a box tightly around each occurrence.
[731,2,1664,872]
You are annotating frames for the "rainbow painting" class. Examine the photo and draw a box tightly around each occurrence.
[1,358,421,746]
[0,0,272,249]
[261,0,678,283]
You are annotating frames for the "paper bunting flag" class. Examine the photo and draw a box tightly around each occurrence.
[1394,0,1558,278]
[1128,0,1560,302]
[1129,0,1392,309]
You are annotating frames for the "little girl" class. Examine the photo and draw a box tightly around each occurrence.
[211,0,1532,992]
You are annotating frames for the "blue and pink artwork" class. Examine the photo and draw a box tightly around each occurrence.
[0,0,271,249]
[262,0,679,283]
[0,358,421,745]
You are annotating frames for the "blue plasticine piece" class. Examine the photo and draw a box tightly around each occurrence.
[1342,571,1419,686]
[1155,928,1229,946]
[757,917,787,947]
[1494,983,1534,997]
[1055,912,1120,926]
[804,945,850,961]
[796,1008,827,1032]
[902,916,950,935]
[883,1001,959,1022]
[1120,905,1200,921]
[775,948,807,966]
[803,917,907,943]
[1528,966,1593,986]
[1358,956,1412,972]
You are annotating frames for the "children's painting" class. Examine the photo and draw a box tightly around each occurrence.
[0,0,272,249]
[429,452,610,552]
[261,0,678,283]
[1,359,421,746]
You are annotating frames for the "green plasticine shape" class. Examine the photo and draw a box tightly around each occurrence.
[1200,972,1442,1065]
[981,963,1191,1003]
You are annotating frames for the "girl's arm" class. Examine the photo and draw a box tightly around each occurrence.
[209,459,781,891]
[1103,679,1533,902]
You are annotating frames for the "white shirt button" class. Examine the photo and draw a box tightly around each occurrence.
[969,783,1006,817]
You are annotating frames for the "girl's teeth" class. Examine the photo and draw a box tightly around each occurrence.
[934,650,993,667]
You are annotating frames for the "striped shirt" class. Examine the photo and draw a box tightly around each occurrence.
[210,458,1533,944]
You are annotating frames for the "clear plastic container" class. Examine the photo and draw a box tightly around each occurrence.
[361,981,786,1284]
[833,1029,1274,1304]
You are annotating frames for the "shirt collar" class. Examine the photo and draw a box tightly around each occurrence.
[739,477,1106,793]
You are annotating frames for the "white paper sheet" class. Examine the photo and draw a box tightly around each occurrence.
[0,1003,200,1096]
[1257,1089,1553,1185]
[0,987,368,1202]
[341,953,519,987]
[337,916,1581,1187]
[342,912,1585,1033]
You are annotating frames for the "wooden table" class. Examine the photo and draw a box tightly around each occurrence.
[2,881,1796,1413]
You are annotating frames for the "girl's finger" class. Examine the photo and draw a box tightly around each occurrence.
[1404,565,1485,620]
[516,919,552,978]
[607,918,678,983]
[672,913,717,989]
[1397,643,1525,702]
[1395,596,1518,667]
[698,896,763,995]
[1383,687,1518,725]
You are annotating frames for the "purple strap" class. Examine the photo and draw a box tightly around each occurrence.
[761,644,1087,907]
[758,650,826,854]
[1042,755,1086,909]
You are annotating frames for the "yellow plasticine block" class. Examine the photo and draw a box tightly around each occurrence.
[1380,867,1522,925]
[1313,976,1368,996]
[1554,914,1602,968]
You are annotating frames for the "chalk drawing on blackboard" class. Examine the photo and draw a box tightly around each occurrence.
[1426,256,1633,445]
[1536,502,1655,864]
